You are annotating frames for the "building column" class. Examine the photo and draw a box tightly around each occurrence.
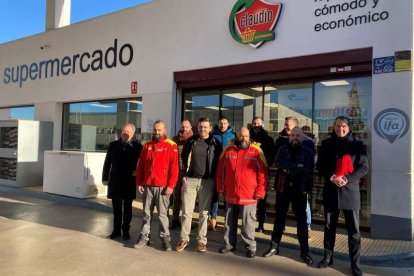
[46,0,71,31]
[34,102,63,150]
[370,71,414,240]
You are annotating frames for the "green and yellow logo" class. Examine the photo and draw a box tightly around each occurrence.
[229,0,282,48]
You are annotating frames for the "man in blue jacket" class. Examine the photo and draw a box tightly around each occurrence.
[210,116,235,230]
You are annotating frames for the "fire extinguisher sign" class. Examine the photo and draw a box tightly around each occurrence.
[131,81,138,94]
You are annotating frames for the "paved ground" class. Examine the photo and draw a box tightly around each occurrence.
[0,186,413,275]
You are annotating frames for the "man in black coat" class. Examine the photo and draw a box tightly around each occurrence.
[250,116,276,233]
[263,127,314,265]
[316,116,368,276]
[102,123,142,240]
[275,116,315,240]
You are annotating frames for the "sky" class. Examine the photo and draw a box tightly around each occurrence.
[0,0,150,44]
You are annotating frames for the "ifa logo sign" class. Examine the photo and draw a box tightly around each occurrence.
[229,0,283,48]
[374,108,410,144]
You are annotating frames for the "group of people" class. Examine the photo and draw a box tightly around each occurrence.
[102,115,368,276]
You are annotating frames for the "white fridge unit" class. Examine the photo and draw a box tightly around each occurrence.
[0,120,53,187]
[43,151,107,198]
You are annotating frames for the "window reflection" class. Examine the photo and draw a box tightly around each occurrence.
[222,87,261,131]
[265,83,313,140]
[0,106,35,120]
[62,98,142,152]
[184,92,220,129]
[314,77,371,145]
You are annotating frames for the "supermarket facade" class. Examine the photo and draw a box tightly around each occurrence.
[0,0,414,240]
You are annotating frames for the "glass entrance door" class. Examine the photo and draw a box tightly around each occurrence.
[182,76,372,227]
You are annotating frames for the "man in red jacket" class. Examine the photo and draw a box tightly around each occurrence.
[216,127,268,258]
[134,120,179,251]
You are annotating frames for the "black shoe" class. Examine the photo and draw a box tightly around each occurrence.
[263,242,280,258]
[107,232,121,239]
[317,258,333,268]
[218,247,235,254]
[301,253,313,266]
[122,232,130,240]
[351,266,363,276]
[162,239,172,251]
[169,220,181,230]
[246,250,256,258]
[255,226,265,233]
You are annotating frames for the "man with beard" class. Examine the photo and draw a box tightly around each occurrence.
[250,116,276,233]
[216,127,268,258]
[210,116,236,230]
[316,116,368,276]
[170,119,193,230]
[134,120,179,251]
[275,116,315,240]
[102,123,142,240]
[175,117,222,253]
[263,127,314,265]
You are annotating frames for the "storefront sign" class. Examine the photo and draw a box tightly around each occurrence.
[229,0,282,48]
[395,50,412,72]
[374,108,409,143]
[313,0,390,32]
[373,56,394,74]
[2,39,133,88]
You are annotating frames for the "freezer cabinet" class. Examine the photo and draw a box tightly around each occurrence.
[43,151,107,198]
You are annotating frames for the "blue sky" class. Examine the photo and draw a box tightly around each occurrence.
[0,0,150,44]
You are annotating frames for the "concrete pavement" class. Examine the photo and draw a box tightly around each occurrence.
[0,186,413,275]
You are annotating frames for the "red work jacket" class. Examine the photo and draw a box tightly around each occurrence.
[136,135,179,189]
[216,143,268,205]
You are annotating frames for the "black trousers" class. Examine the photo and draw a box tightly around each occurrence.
[112,198,133,233]
[271,187,309,254]
[257,195,267,227]
[323,209,362,276]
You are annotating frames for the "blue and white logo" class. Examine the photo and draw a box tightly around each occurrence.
[374,108,409,144]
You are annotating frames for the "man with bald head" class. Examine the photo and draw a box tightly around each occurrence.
[216,127,268,258]
[134,120,179,251]
[170,119,193,230]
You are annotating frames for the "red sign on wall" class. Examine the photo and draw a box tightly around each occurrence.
[131,81,138,94]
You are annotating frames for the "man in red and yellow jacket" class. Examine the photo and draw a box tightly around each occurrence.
[134,119,179,251]
[216,127,268,258]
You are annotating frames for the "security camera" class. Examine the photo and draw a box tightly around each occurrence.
[40,46,45,50]
[40,45,49,50]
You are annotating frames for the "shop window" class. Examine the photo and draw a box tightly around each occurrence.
[182,76,372,227]
[222,87,263,130]
[184,92,220,128]
[314,77,372,227]
[62,98,142,152]
[265,83,313,140]
[314,77,371,146]
[0,106,34,120]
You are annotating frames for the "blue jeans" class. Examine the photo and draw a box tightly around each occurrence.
[306,198,311,230]
[210,190,219,219]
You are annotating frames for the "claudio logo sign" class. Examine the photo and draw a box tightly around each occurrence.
[374,108,410,144]
[229,0,282,48]
[3,38,133,88]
